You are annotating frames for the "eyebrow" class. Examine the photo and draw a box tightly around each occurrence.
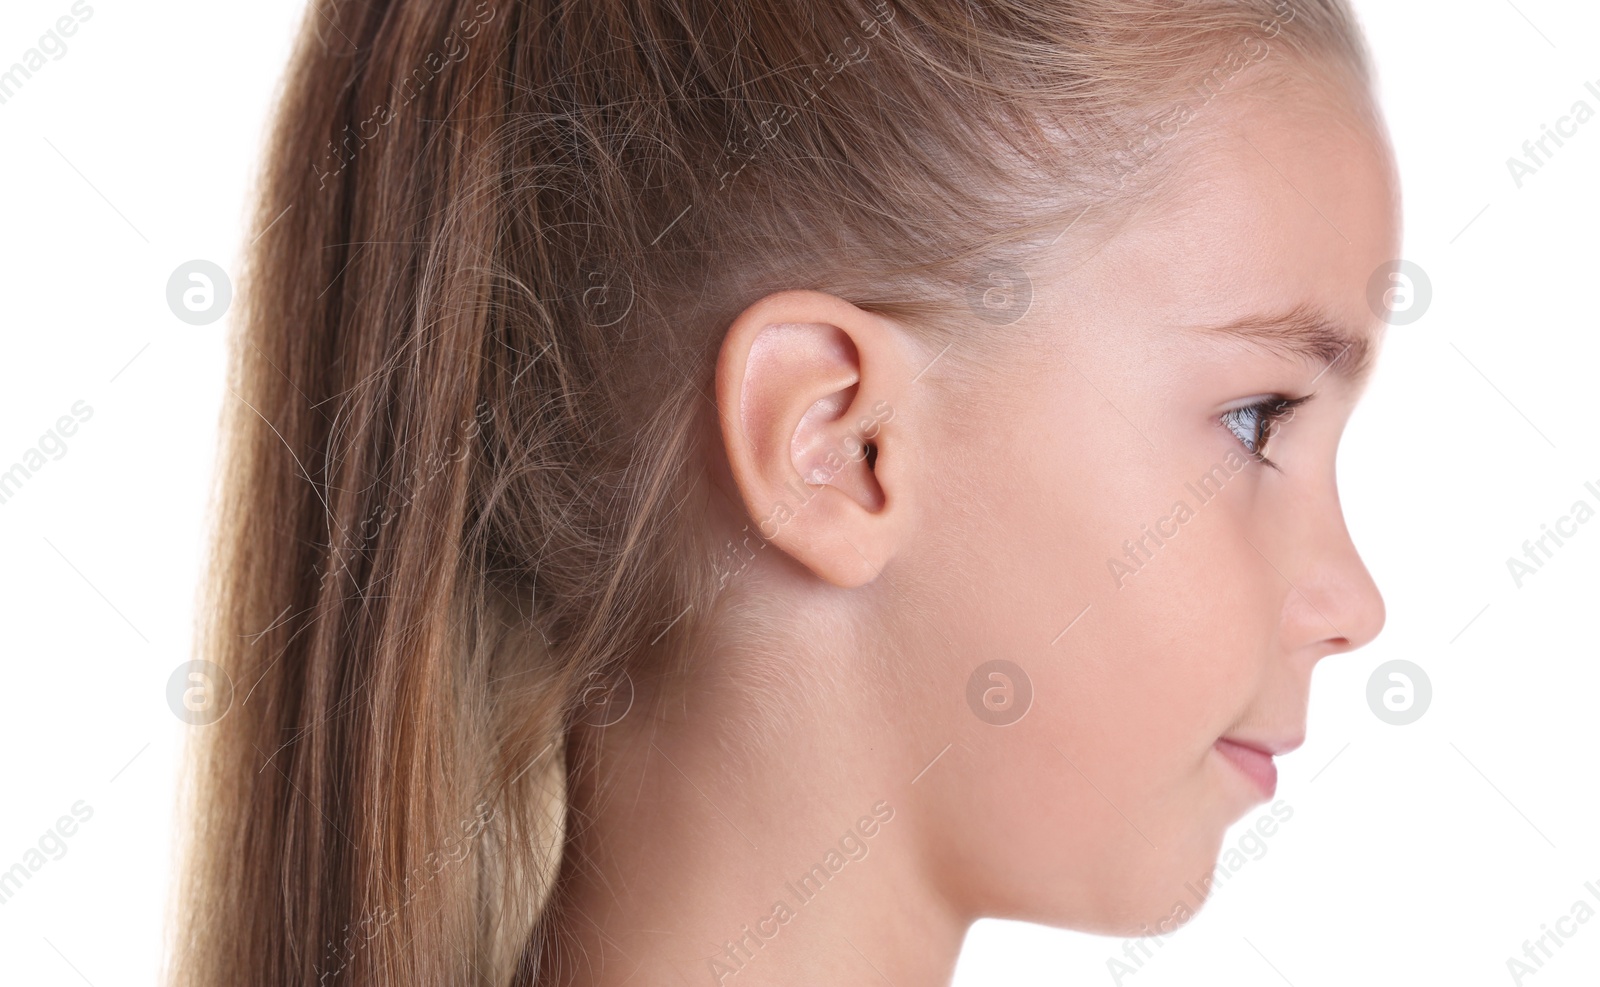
[1187,303,1377,386]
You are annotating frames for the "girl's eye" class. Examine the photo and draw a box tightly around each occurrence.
[1218,394,1313,469]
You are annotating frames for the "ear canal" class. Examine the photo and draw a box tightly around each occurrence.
[864,442,878,472]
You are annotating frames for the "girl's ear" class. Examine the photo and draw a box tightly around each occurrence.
[714,290,919,589]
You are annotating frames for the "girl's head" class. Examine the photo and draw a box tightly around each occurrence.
[177,0,1394,982]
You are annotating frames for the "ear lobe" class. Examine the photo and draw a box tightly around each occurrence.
[714,290,911,589]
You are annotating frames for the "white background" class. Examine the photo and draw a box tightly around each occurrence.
[0,1,1594,985]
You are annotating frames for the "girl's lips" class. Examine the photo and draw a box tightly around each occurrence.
[1215,737,1277,798]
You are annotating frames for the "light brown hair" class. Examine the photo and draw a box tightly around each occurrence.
[172,1,1372,983]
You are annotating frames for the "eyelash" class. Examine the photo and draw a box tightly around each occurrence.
[1218,394,1313,470]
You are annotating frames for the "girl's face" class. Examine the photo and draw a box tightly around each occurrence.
[902,71,1397,931]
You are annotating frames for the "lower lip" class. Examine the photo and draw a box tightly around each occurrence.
[1215,739,1277,798]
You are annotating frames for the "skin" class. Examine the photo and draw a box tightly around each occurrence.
[550,62,1397,987]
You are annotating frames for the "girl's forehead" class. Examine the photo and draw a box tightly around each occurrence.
[1034,81,1398,357]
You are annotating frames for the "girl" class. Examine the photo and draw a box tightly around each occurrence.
[175,1,1396,983]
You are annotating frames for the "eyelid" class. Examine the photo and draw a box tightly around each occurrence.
[1217,392,1313,415]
